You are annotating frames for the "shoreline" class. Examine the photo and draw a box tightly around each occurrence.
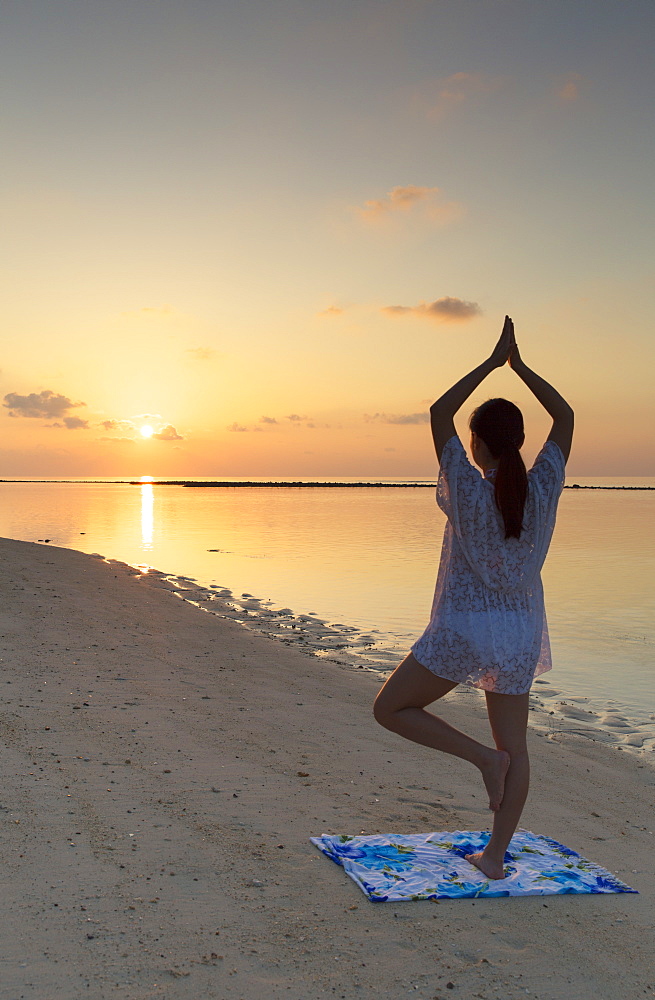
[1,535,654,998]
[153,569,655,759]
[9,531,655,757]
[4,509,654,757]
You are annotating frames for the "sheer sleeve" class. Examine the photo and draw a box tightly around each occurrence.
[436,435,506,587]
[436,435,484,525]
[529,440,566,499]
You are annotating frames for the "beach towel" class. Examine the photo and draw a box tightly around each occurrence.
[310,829,637,901]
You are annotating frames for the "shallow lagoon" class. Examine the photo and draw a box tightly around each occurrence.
[1,476,653,748]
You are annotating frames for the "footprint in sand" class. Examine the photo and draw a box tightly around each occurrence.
[558,704,598,722]
[599,714,632,730]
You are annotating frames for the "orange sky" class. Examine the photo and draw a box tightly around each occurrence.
[1,2,653,477]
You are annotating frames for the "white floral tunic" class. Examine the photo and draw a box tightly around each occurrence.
[411,435,566,694]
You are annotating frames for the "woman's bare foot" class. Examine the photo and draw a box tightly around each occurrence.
[480,749,510,811]
[465,851,506,880]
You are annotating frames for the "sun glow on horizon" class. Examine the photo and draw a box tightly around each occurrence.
[140,425,154,438]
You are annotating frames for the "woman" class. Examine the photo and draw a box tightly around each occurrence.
[373,316,574,880]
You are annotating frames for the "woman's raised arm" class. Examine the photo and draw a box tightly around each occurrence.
[509,342,574,462]
[429,316,514,461]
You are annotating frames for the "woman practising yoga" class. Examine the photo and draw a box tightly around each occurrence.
[374,316,574,880]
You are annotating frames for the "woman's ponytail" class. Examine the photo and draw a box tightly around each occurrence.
[494,441,528,539]
[469,399,528,540]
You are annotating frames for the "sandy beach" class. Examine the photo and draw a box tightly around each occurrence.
[1,537,653,1000]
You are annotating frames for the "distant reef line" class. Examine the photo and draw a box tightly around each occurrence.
[138,482,655,491]
[0,480,653,490]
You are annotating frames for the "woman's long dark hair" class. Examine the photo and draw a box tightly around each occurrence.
[469,398,527,539]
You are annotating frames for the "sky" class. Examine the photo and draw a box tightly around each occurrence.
[1,0,653,477]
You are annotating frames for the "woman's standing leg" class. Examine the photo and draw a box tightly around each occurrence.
[465,691,530,879]
[374,654,511,811]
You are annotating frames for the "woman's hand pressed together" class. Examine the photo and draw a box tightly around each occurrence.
[488,315,516,369]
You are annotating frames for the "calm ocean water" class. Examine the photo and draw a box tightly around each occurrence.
[1,477,653,748]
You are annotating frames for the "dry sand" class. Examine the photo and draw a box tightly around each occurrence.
[1,537,653,1000]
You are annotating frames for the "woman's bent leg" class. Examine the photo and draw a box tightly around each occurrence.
[374,654,510,811]
[466,690,530,880]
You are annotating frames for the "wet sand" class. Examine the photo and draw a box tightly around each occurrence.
[1,537,653,999]
[173,583,655,754]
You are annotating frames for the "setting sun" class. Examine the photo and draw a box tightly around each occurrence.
[140,425,154,439]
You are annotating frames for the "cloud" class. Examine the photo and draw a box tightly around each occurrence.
[227,415,327,433]
[3,390,85,419]
[382,296,481,322]
[99,416,183,440]
[99,418,136,434]
[283,414,324,429]
[413,72,504,122]
[153,424,183,441]
[365,412,429,425]
[555,72,583,103]
[46,417,90,429]
[186,346,216,361]
[357,185,462,225]
[318,306,344,317]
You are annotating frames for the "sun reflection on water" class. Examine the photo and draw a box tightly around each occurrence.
[140,479,154,550]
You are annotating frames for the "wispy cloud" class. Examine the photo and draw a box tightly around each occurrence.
[228,414,327,433]
[153,424,183,441]
[133,412,162,423]
[356,185,463,226]
[555,72,583,103]
[365,412,429,425]
[413,72,504,122]
[99,418,136,434]
[3,390,85,420]
[382,296,481,322]
[227,420,273,433]
[286,414,321,428]
[317,305,344,317]
[186,346,216,361]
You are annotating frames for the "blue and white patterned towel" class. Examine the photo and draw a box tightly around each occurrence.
[310,829,637,902]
